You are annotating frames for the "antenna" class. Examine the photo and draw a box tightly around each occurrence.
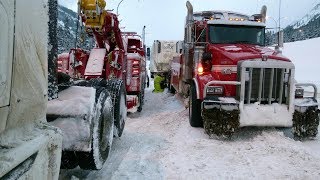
[117,0,124,15]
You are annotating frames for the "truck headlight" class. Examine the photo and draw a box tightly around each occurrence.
[206,86,224,95]
[295,87,304,98]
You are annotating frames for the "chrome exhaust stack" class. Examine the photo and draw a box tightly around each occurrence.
[183,1,194,82]
[186,1,193,44]
[260,5,267,23]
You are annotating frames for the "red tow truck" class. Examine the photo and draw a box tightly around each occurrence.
[123,32,147,112]
[57,32,146,113]
[49,0,147,170]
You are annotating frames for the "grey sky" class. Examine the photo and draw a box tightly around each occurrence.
[59,0,319,46]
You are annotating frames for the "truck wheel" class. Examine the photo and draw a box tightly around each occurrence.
[169,84,176,94]
[60,151,78,169]
[189,83,203,127]
[293,105,320,139]
[137,91,144,112]
[106,80,127,137]
[77,87,114,170]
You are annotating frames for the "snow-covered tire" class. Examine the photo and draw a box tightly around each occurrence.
[202,108,240,138]
[293,106,320,139]
[77,86,114,170]
[60,151,78,169]
[189,83,203,127]
[105,79,127,137]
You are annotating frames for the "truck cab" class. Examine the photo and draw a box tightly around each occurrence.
[190,10,290,100]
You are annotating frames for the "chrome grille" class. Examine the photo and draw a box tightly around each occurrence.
[236,60,295,105]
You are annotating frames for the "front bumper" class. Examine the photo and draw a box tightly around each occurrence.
[202,97,293,127]
[201,60,319,137]
[202,60,296,127]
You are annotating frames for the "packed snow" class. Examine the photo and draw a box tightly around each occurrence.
[59,38,320,179]
[60,85,320,180]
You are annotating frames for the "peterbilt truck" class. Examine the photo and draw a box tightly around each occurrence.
[170,1,319,138]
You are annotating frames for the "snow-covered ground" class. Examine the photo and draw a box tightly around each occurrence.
[60,85,320,180]
[282,37,320,86]
[59,38,320,179]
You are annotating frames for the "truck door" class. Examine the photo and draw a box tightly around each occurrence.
[0,1,14,108]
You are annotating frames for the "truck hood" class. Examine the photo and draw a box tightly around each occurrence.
[209,44,290,63]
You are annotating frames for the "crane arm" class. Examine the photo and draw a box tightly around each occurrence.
[78,0,124,50]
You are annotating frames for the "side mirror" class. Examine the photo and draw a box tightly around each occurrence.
[202,52,212,61]
[147,47,150,57]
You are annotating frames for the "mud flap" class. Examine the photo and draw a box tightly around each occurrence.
[293,98,320,139]
[202,97,240,138]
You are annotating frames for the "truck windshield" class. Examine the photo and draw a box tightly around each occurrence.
[209,25,265,46]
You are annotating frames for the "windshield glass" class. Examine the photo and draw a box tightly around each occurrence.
[209,25,265,46]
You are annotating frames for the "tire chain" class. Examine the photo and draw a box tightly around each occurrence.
[105,79,123,107]
[202,108,240,138]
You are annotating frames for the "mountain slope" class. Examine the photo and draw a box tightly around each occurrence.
[291,3,320,29]
[58,5,93,54]
[283,2,320,42]
[266,3,320,45]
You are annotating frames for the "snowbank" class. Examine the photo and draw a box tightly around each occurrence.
[282,37,320,86]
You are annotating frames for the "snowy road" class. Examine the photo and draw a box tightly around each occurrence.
[59,84,320,180]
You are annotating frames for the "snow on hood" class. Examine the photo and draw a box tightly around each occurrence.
[210,44,290,62]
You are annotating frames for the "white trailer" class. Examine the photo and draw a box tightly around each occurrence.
[0,0,62,179]
[150,40,181,78]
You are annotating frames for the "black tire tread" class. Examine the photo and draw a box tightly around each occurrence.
[189,83,203,127]
[105,79,127,137]
[76,79,114,170]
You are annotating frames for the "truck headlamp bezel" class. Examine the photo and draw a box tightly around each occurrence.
[295,87,304,98]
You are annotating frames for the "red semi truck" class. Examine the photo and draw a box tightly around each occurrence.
[170,1,319,138]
